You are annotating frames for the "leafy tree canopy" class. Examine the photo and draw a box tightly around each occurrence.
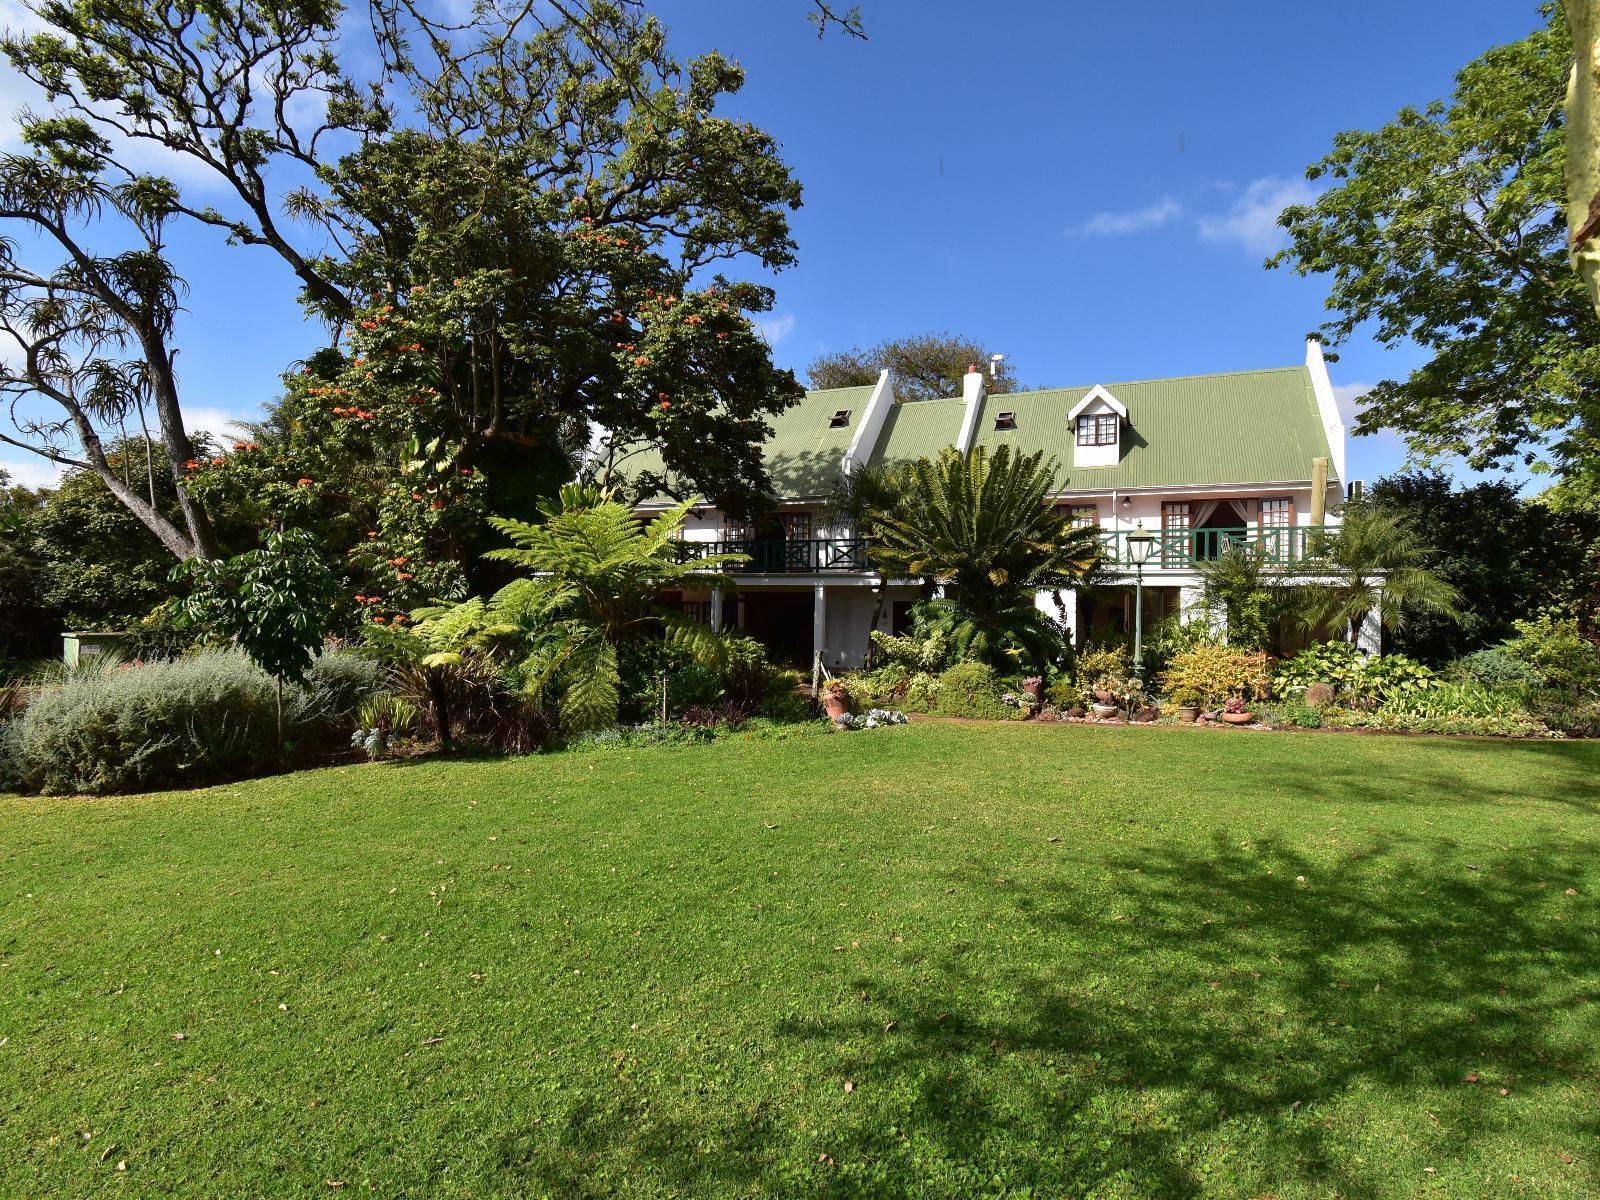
[807,332,1023,404]
[1272,7,1600,484]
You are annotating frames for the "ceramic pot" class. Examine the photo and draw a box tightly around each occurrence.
[1177,705,1200,723]
[1093,689,1115,705]
[1090,703,1120,719]
[822,693,850,719]
[1220,711,1254,725]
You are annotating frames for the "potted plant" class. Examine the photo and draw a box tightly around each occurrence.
[1089,674,1122,719]
[1220,695,1254,724]
[1170,686,1202,724]
[1021,675,1044,705]
[819,678,851,720]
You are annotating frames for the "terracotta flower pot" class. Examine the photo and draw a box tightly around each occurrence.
[1022,681,1043,703]
[822,693,850,719]
[1093,689,1115,705]
[1177,705,1200,723]
[1221,711,1254,725]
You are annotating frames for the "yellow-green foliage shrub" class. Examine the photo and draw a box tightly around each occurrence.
[1159,645,1271,708]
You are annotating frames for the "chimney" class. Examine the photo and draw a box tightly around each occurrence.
[955,364,986,454]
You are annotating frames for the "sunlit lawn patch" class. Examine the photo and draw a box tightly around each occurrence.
[2,723,1598,1197]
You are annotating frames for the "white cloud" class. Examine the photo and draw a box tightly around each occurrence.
[755,313,796,346]
[1070,197,1185,237]
[1331,381,1374,428]
[184,404,258,446]
[1196,177,1315,255]
[0,455,65,488]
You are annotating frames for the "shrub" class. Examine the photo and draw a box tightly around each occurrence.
[11,650,295,794]
[1381,681,1526,721]
[850,664,911,707]
[1327,708,1551,738]
[1045,678,1079,709]
[869,625,949,671]
[0,719,21,793]
[1523,692,1600,738]
[1500,613,1600,694]
[302,651,384,728]
[1073,645,1130,696]
[1275,643,1435,704]
[1158,645,1271,708]
[934,661,1024,720]
[1278,702,1323,729]
[903,671,940,713]
[755,689,817,723]
[1447,646,1544,691]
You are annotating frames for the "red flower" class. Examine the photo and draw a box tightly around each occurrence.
[459,468,473,476]
[297,477,314,487]
[659,401,671,410]
[429,500,444,511]
[366,531,378,538]
[411,493,424,501]
[398,572,414,581]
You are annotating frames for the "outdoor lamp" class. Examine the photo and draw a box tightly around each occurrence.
[1126,521,1154,681]
[1126,521,1155,567]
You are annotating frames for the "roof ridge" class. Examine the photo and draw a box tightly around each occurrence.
[993,365,1307,401]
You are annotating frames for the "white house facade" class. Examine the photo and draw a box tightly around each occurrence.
[621,339,1359,670]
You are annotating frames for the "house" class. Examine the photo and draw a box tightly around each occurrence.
[619,338,1353,669]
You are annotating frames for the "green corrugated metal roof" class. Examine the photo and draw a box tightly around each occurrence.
[865,396,966,468]
[970,366,1337,490]
[622,383,875,503]
[627,364,1336,504]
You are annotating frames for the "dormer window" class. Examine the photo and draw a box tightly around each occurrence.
[1076,413,1117,446]
[994,410,1017,431]
[828,409,851,428]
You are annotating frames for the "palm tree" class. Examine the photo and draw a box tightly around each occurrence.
[865,446,1100,671]
[1300,506,1462,645]
[484,485,744,731]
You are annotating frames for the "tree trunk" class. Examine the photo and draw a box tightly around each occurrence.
[275,675,285,759]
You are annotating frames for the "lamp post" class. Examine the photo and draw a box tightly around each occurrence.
[1126,521,1155,680]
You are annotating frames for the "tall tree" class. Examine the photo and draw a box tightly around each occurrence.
[1,0,811,561]
[808,332,1023,403]
[1361,471,1575,661]
[1271,9,1600,484]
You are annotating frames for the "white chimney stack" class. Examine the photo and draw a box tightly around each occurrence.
[955,363,986,454]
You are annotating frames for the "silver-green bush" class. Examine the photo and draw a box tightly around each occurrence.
[10,649,378,795]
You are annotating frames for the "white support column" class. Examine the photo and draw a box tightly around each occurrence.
[709,589,724,633]
[1356,591,1383,654]
[813,585,827,671]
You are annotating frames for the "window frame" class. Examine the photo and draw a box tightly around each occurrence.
[1076,412,1118,447]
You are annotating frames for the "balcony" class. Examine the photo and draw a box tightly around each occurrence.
[1094,525,1335,571]
[677,538,869,574]
[676,525,1336,577]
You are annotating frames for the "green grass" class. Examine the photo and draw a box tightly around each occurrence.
[3,723,1600,1198]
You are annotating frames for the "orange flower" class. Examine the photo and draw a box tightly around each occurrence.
[411,492,424,501]
[398,572,414,581]
[429,500,444,511]
[297,477,314,487]
[659,401,671,410]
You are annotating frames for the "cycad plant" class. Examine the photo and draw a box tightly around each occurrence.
[1300,506,1462,645]
[866,446,1100,671]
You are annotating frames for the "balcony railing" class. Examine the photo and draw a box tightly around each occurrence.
[677,538,869,573]
[1094,525,1335,570]
[676,525,1336,576]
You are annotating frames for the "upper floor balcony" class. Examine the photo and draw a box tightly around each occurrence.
[675,525,1337,577]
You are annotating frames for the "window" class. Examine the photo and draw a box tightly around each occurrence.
[723,521,754,543]
[1160,501,1191,567]
[1259,498,1293,528]
[1055,504,1099,528]
[828,409,851,428]
[1076,413,1118,446]
[994,410,1017,431]
[781,512,813,541]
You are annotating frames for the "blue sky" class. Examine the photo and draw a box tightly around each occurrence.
[0,0,1544,492]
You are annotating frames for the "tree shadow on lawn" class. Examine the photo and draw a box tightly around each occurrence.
[506,827,1600,1197]
[1269,733,1600,815]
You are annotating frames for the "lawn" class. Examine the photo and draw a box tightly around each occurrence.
[2,723,1599,1199]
